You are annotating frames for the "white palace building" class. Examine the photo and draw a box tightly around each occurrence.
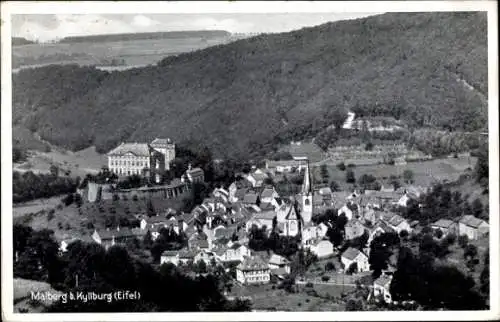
[107,138,175,182]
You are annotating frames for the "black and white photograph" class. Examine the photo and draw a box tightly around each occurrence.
[1,1,498,320]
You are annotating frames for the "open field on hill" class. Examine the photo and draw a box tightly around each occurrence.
[313,155,477,189]
[13,146,107,178]
[12,34,243,71]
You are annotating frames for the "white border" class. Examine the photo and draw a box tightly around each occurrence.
[1,1,498,321]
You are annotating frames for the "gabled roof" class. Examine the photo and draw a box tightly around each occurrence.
[432,219,455,229]
[107,142,152,157]
[374,274,392,287]
[342,247,366,261]
[145,216,168,224]
[150,138,173,145]
[285,205,299,221]
[260,188,276,199]
[187,167,204,176]
[237,256,269,271]
[255,210,276,221]
[161,250,180,257]
[459,215,487,228]
[387,214,406,227]
[269,254,290,265]
[243,193,258,204]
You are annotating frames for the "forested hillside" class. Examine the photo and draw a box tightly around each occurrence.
[12,12,487,159]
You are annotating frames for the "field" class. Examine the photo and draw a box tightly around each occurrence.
[12,35,247,71]
[229,283,346,311]
[14,146,107,178]
[313,155,477,189]
[14,278,64,313]
[14,194,186,241]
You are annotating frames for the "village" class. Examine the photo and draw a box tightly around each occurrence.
[42,129,490,311]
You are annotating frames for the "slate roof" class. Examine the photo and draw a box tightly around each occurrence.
[432,219,455,229]
[387,214,406,227]
[107,142,152,157]
[243,193,259,204]
[342,247,365,261]
[187,167,204,176]
[161,250,180,257]
[374,274,392,287]
[261,188,276,199]
[237,256,269,271]
[150,138,173,145]
[254,210,276,221]
[269,254,290,265]
[459,215,486,228]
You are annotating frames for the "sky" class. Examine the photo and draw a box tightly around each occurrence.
[12,13,378,42]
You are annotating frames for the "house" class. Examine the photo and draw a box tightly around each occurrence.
[265,159,306,173]
[236,256,271,285]
[178,249,196,265]
[160,250,180,266]
[373,274,393,303]
[281,204,301,237]
[341,247,370,273]
[384,214,411,234]
[268,254,291,274]
[246,171,269,188]
[59,236,93,253]
[302,223,323,245]
[92,227,136,249]
[182,164,205,183]
[219,243,251,263]
[213,187,229,203]
[431,219,457,236]
[248,210,276,232]
[306,239,335,258]
[458,215,489,240]
[338,202,358,221]
[140,215,168,230]
[188,231,211,251]
[345,220,366,241]
[367,221,395,245]
[260,187,279,203]
[194,250,218,265]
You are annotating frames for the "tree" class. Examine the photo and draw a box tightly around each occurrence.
[329,180,340,192]
[336,162,346,171]
[403,169,414,184]
[346,262,358,275]
[50,165,59,177]
[325,261,336,271]
[143,230,153,249]
[146,199,156,217]
[458,235,469,248]
[346,170,356,184]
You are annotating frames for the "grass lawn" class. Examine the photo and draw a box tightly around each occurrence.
[314,156,477,189]
[14,146,107,178]
[14,194,186,241]
[13,196,64,219]
[230,283,345,311]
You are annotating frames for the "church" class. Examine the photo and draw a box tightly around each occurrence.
[275,160,315,238]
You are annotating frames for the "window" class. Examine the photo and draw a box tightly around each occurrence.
[305,198,310,205]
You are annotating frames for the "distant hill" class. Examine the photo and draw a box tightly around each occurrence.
[12,37,35,46]
[58,30,231,43]
[12,12,488,160]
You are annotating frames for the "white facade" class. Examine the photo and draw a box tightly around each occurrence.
[458,221,489,240]
[341,250,370,272]
[236,267,270,285]
[306,240,335,258]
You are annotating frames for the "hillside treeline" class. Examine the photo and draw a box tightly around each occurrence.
[14,225,250,312]
[13,171,79,203]
[13,12,487,159]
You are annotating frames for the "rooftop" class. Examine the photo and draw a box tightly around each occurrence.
[459,215,486,228]
[237,256,269,271]
[150,138,173,145]
[342,247,365,261]
[432,219,455,229]
[107,142,152,157]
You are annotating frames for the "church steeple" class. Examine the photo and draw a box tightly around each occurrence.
[301,159,313,195]
[300,159,313,224]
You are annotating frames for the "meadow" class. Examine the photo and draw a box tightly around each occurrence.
[313,155,477,189]
[12,35,244,71]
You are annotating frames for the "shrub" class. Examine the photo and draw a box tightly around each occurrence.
[305,282,314,288]
[458,235,469,248]
[325,261,336,271]
[321,275,330,282]
[337,162,346,171]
